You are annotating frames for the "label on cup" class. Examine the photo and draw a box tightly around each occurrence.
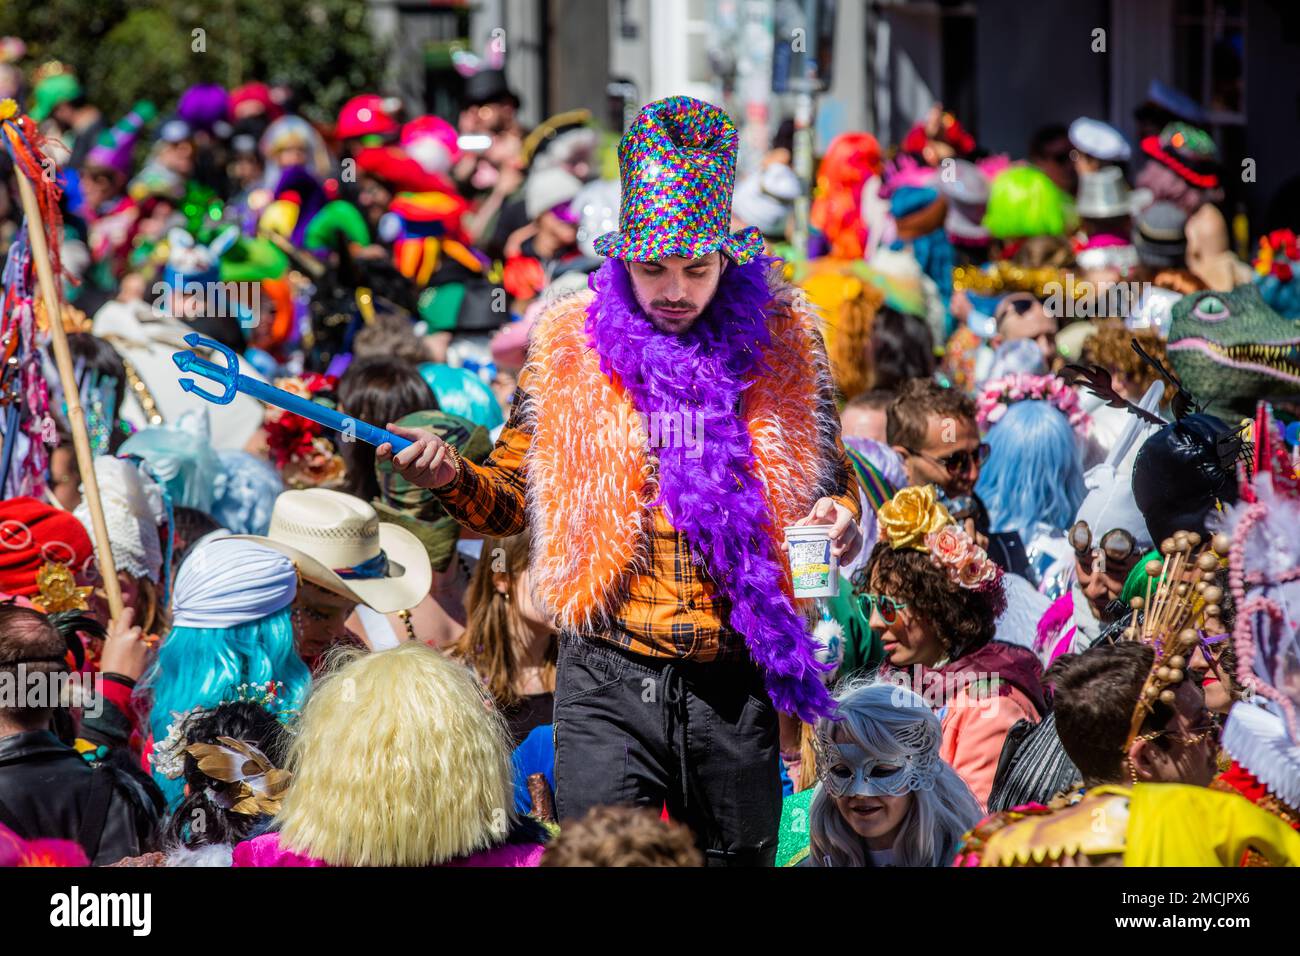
[785,525,839,598]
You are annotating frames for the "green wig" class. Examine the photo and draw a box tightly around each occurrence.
[983,166,1076,239]
[1120,548,1163,607]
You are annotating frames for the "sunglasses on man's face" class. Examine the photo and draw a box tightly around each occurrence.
[908,443,990,475]
[996,295,1038,321]
[859,593,909,625]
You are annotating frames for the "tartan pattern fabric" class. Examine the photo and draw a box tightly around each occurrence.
[593,95,765,264]
[437,374,861,662]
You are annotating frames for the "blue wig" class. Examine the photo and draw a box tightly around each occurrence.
[418,362,505,432]
[975,400,1085,543]
[120,412,222,513]
[212,451,284,535]
[138,608,309,808]
[1257,272,1300,320]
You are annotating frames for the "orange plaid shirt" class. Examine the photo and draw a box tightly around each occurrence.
[438,369,861,662]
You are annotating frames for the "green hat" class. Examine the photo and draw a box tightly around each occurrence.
[373,409,493,572]
[417,282,465,333]
[219,237,289,283]
[304,200,371,251]
[32,72,82,122]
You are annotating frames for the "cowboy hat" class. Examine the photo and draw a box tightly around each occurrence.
[230,489,431,614]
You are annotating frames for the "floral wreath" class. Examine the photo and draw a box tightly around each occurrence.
[976,373,1092,436]
[151,681,299,781]
[876,485,1001,592]
[263,373,347,489]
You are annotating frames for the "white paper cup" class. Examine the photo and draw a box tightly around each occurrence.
[784,524,839,598]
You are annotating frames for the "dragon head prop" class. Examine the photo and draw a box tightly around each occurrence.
[1167,283,1300,421]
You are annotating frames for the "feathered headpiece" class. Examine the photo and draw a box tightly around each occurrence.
[185,736,292,816]
[1213,405,1300,811]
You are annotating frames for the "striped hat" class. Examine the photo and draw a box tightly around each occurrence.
[593,96,764,264]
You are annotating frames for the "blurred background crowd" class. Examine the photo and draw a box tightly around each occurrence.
[0,0,1298,871]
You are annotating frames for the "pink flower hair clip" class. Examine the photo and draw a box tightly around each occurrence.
[924,524,1001,592]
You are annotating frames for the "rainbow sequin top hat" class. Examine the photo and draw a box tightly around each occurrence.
[593,96,764,264]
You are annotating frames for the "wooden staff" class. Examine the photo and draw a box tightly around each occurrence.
[13,170,124,618]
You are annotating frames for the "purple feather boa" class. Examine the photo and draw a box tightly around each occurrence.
[585,256,835,721]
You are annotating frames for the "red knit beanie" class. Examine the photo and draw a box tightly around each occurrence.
[0,498,94,596]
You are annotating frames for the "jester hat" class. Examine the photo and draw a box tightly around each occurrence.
[593,96,763,264]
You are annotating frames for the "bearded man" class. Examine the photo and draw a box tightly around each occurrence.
[379,97,861,865]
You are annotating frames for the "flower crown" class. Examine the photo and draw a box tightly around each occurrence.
[976,373,1092,436]
[876,485,1001,592]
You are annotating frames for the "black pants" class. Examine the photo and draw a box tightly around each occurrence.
[552,633,781,867]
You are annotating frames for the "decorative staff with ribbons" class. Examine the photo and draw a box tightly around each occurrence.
[172,333,414,452]
[0,99,124,618]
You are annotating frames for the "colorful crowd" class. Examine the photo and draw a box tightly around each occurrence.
[0,54,1298,869]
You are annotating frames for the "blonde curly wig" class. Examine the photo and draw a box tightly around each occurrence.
[274,642,516,866]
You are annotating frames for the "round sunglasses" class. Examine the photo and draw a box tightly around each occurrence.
[859,593,909,624]
[1069,520,1137,564]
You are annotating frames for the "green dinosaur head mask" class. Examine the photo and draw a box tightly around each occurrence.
[1167,283,1300,418]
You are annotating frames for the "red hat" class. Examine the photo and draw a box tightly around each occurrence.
[355,146,454,193]
[902,111,975,158]
[0,498,94,597]
[337,94,400,141]
[228,82,284,122]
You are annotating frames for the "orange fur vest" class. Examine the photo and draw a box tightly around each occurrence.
[519,285,842,631]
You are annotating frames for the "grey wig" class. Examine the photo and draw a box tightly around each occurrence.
[808,680,984,867]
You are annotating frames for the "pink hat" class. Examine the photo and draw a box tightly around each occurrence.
[337,94,400,140]
[401,115,460,174]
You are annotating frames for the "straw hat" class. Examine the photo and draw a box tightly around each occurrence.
[231,489,431,614]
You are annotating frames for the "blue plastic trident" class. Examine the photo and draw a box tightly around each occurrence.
[171,333,413,452]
